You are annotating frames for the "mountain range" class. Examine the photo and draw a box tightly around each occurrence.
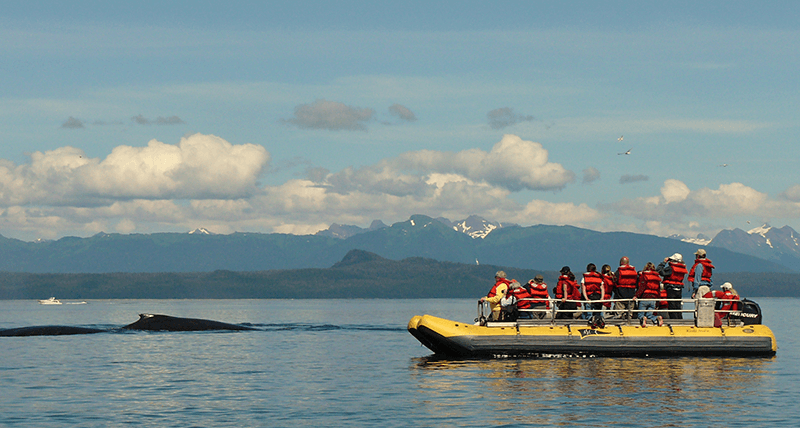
[0,214,792,274]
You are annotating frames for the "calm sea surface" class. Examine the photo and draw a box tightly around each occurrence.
[1,297,798,427]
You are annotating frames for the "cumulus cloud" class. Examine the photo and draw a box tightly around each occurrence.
[283,99,375,131]
[0,133,269,206]
[388,104,417,122]
[320,134,574,194]
[619,174,648,184]
[61,116,84,129]
[602,179,768,224]
[487,107,535,130]
[582,167,600,184]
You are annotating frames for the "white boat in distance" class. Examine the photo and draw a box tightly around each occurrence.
[38,297,62,305]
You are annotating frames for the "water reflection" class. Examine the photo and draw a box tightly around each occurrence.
[411,356,777,426]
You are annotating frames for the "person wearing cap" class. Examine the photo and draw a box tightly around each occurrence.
[480,270,512,321]
[688,248,715,298]
[657,253,688,319]
[555,266,581,319]
[702,282,740,326]
[526,275,551,319]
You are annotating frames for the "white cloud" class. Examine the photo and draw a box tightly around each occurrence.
[0,134,269,206]
[599,179,768,228]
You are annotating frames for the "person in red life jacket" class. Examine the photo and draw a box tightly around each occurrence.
[656,253,688,319]
[507,280,533,320]
[689,248,715,298]
[526,275,551,319]
[702,282,741,326]
[613,256,638,320]
[581,263,605,327]
[555,266,581,319]
[480,270,512,321]
[601,264,615,315]
[633,262,664,327]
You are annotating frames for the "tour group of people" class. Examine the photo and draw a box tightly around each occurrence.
[479,249,741,328]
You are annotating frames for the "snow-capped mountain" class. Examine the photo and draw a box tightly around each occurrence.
[670,233,712,246]
[709,223,800,271]
[447,215,508,239]
[316,215,510,240]
[188,227,214,235]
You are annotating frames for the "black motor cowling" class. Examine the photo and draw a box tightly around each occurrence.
[732,298,763,325]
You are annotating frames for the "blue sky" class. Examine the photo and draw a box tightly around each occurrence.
[2,1,800,241]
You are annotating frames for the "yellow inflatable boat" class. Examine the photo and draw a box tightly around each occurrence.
[408,299,776,358]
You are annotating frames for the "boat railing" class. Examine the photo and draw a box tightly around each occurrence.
[480,297,744,327]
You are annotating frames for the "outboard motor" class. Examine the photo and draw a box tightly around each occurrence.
[732,298,762,325]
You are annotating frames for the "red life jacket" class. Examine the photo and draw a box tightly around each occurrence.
[528,282,550,308]
[616,265,638,289]
[582,271,603,296]
[663,261,687,286]
[555,275,579,300]
[718,290,738,311]
[637,270,661,299]
[657,287,668,308]
[508,285,532,309]
[602,273,614,307]
[688,258,714,282]
[487,278,511,297]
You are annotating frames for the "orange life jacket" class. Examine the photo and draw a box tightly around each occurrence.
[688,258,714,282]
[583,271,603,296]
[616,265,638,289]
[663,261,687,287]
[637,270,661,299]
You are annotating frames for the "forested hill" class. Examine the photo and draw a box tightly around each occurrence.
[1,250,797,299]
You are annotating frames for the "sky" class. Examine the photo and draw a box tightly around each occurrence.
[2,1,800,242]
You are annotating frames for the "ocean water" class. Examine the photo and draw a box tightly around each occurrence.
[1,297,798,427]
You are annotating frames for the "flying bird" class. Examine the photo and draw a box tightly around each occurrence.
[618,148,632,155]
[718,163,728,167]
[617,135,623,142]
